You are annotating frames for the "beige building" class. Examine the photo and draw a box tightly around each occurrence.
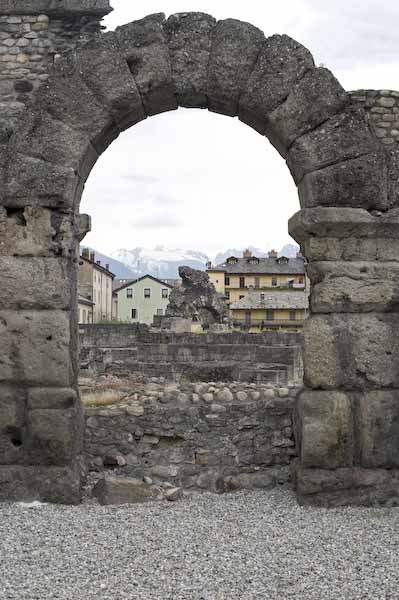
[78,249,115,323]
[78,295,94,324]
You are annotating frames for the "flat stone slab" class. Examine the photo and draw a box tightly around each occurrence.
[92,476,160,505]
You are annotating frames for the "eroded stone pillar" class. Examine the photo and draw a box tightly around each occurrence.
[290,206,399,506]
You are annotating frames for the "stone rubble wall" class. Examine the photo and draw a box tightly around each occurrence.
[79,325,304,384]
[85,380,300,491]
[350,90,399,147]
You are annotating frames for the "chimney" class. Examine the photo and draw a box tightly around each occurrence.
[106,263,110,271]
[243,248,252,258]
[82,248,90,260]
[296,251,304,259]
[90,251,95,262]
[268,249,278,259]
[96,260,101,266]
[206,261,212,270]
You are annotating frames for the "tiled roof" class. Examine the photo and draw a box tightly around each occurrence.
[78,295,94,306]
[212,256,305,275]
[230,290,309,310]
[113,274,174,294]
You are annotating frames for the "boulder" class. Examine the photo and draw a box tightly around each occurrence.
[92,476,159,505]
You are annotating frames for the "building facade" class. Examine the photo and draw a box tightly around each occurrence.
[207,249,306,307]
[230,289,309,332]
[113,275,173,325]
[78,249,115,323]
[78,295,94,325]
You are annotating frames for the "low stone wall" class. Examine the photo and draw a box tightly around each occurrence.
[79,325,304,384]
[84,380,300,492]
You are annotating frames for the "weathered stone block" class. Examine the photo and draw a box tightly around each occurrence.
[0,464,82,504]
[267,67,348,150]
[115,14,178,116]
[304,314,399,390]
[73,41,146,131]
[239,34,314,135]
[27,387,79,410]
[357,391,399,468]
[3,153,79,208]
[0,256,72,309]
[0,385,25,465]
[302,236,399,262]
[26,405,83,465]
[287,108,378,183]
[298,390,352,468]
[308,261,399,313]
[296,466,399,507]
[92,476,159,505]
[289,207,399,245]
[165,12,216,108]
[207,19,264,117]
[298,152,389,211]
[0,310,73,386]
[0,206,54,256]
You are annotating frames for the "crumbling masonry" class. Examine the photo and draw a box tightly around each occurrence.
[0,0,399,505]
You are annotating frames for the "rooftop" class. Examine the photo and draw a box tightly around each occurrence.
[208,251,305,275]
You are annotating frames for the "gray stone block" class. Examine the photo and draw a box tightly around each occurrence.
[115,14,178,116]
[207,18,264,117]
[92,476,159,505]
[268,67,348,150]
[0,464,82,504]
[357,390,399,468]
[287,108,378,183]
[298,390,352,468]
[239,34,314,135]
[165,12,216,108]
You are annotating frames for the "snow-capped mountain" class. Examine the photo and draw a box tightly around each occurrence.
[111,246,209,279]
[213,245,270,266]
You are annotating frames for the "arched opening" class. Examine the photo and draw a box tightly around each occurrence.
[0,12,393,506]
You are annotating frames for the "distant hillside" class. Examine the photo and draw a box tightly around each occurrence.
[80,247,137,278]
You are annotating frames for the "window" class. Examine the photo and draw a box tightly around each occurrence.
[288,280,294,288]
[126,288,133,298]
[266,310,274,321]
[225,276,230,286]
[161,288,169,299]
[239,295,245,300]
[83,309,86,323]
[290,310,296,321]
[260,293,265,301]
[156,309,163,316]
[225,291,230,300]
[298,277,304,284]
[255,276,260,288]
[239,276,245,288]
[131,308,137,319]
[144,288,151,298]
[271,277,277,287]
[93,289,96,302]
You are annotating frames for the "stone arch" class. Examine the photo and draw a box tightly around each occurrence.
[0,11,397,506]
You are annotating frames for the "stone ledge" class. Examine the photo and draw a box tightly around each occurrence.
[0,0,112,17]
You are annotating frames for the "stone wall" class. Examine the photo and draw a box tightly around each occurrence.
[85,380,299,491]
[350,90,399,147]
[79,325,304,384]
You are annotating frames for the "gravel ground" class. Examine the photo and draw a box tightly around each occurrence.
[1,486,399,600]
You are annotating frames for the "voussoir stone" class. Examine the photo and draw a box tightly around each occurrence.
[239,34,314,136]
[165,12,216,108]
[114,13,178,116]
[207,18,265,117]
[287,108,378,183]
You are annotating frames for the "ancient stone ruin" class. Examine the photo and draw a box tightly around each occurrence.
[0,0,399,506]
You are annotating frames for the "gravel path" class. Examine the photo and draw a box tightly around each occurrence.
[1,486,399,600]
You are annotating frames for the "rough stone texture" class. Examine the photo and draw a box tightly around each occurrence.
[84,379,299,491]
[114,14,178,116]
[165,12,216,108]
[308,261,399,313]
[79,326,304,385]
[165,266,230,329]
[303,314,399,391]
[92,476,159,505]
[239,34,314,136]
[207,19,265,117]
[357,390,399,468]
[297,390,352,469]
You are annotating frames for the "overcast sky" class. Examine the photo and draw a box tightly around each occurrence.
[81,0,399,258]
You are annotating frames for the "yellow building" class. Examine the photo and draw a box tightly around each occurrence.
[78,249,115,323]
[230,289,309,332]
[207,249,306,307]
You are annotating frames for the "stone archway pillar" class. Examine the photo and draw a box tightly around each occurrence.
[290,207,399,505]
